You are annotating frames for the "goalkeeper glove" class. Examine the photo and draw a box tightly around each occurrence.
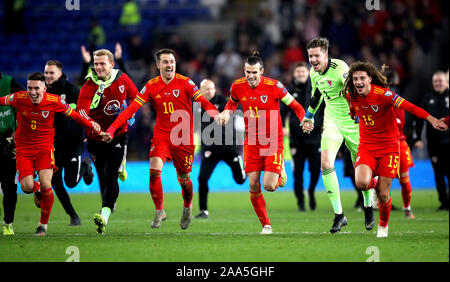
[300,110,314,127]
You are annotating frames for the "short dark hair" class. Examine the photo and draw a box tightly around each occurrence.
[155,48,176,62]
[245,51,264,69]
[306,37,329,53]
[294,61,308,69]
[45,60,63,70]
[27,72,46,82]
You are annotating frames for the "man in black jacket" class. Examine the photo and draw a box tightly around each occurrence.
[195,79,246,219]
[0,72,24,235]
[414,71,449,210]
[281,62,324,211]
[43,60,94,225]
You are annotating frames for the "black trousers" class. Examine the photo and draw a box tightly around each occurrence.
[87,134,127,210]
[51,151,88,218]
[291,143,321,207]
[428,143,450,208]
[0,148,17,224]
[198,149,246,211]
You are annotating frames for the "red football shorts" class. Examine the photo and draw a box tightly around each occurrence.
[149,137,194,174]
[243,144,284,174]
[356,146,400,178]
[16,147,55,181]
[399,140,414,174]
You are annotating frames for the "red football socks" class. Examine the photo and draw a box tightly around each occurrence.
[149,169,163,210]
[379,198,392,228]
[250,191,270,226]
[39,187,54,225]
[400,176,412,209]
[32,180,40,193]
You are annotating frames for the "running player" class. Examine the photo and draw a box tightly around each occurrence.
[77,48,139,234]
[217,51,306,234]
[301,37,376,233]
[103,49,219,230]
[0,72,101,236]
[344,61,448,237]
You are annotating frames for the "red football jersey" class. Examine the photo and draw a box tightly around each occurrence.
[227,76,288,147]
[348,84,429,152]
[394,107,407,140]
[106,74,218,146]
[134,74,209,145]
[0,91,92,150]
[77,71,139,140]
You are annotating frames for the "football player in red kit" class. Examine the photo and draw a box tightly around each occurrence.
[0,72,101,236]
[103,49,218,230]
[217,51,306,234]
[394,107,415,218]
[344,62,448,237]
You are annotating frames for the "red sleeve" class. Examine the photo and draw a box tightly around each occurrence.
[445,116,449,126]
[397,98,429,120]
[194,94,219,119]
[77,83,94,121]
[106,99,142,137]
[224,83,239,112]
[286,98,305,122]
[58,102,93,130]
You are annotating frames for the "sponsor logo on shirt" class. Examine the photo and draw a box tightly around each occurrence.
[104,100,121,116]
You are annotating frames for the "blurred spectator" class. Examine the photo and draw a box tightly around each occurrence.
[87,18,106,52]
[282,37,305,71]
[214,42,242,80]
[120,0,141,28]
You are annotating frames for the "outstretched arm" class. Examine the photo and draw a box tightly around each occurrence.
[105,99,143,139]
[399,98,448,131]
[281,92,305,122]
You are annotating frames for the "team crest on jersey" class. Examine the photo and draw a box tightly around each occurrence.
[173,89,180,97]
[371,105,379,112]
[260,95,268,103]
[140,86,146,94]
[384,91,392,97]
[327,80,333,87]
[42,111,49,118]
[119,85,125,93]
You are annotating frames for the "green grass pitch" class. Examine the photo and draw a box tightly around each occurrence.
[0,190,448,262]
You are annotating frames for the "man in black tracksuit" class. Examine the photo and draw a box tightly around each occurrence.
[195,79,246,219]
[43,60,94,226]
[281,62,324,211]
[414,71,449,210]
[0,72,24,235]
